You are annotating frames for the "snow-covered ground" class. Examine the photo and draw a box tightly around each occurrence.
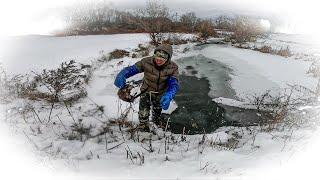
[258,33,320,56]
[0,34,150,74]
[0,33,320,179]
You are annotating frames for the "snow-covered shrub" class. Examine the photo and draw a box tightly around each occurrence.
[108,49,130,61]
[0,66,37,103]
[255,45,273,54]
[33,60,89,103]
[162,33,188,45]
[307,60,320,96]
[133,44,151,58]
[66,119,94,141]
[276,46,292,57]
[249,86,315,130]
[234,44,293,58]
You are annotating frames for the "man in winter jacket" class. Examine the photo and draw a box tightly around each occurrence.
[114,44,179,131]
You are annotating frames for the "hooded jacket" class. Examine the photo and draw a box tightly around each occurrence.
[135,44,179,95]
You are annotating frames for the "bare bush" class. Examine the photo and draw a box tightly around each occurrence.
[252,45,293,57]
[255,45,273,54]
[60,1,142,36]
[66,119,94,141]
[33,60,89,103]
[0,66,37,103]
[230,16,266,43]
[249,85,314,130]
[0,60,91,106]
[307,60,320,96]
[195,19,217,41]
[276,46,292,57]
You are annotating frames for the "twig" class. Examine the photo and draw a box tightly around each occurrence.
[87,96,109,119]
[140,144,153,153]
[56,115,67,131]
[157,117,171,153]
[108,141,125,151]
[23,130,39,150]
[105,133,108,153]
[125,147,135,164]
[63,101,76,123]
[31,108,42,124]
[200,161,210,171]
[48,102,55,123]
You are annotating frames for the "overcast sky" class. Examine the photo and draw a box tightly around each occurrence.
[0,0,319,36]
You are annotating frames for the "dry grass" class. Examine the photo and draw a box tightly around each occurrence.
[109,49,130,60]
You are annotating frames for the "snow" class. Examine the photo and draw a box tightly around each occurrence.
[0,33,320,179]
[200,44,317,101]
[213,97,257,109]
[0,34,150,74]
[259,33,320,56]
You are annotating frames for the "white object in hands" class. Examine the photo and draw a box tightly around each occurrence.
[162,100,178,114]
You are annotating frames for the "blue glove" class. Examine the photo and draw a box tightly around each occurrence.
[160,76,179,110]
[114,65,140,89]
[114,75,126,89]
[160,95,171,110]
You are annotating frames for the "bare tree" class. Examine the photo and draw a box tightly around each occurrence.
[215,15,233,30]
[180,12,198,32]
[63,0,117,35]
[135,0,171,45]
[231,16,265,43]
[195,19,216,41]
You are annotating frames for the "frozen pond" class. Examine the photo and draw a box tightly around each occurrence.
[169,55,270,134]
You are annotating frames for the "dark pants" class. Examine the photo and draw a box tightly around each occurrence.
[138,92,164,125]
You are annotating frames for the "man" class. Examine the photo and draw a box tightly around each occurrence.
[114,44,179,131]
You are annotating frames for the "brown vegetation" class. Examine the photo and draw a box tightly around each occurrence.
[109,49,130,60]
[253,45,292,57]
[57,0,218,43]
[56,1,269,44]
[196,19,216,41]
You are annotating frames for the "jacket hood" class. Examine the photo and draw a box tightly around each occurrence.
[154,44,173,61]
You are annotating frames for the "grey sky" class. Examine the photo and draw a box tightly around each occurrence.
[0,0,318,36]
[112,0,280,18]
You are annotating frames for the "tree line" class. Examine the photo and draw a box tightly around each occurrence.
[56,0,269,44]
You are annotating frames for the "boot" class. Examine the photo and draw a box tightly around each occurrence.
[137,122,150,132]
[153,118,167,130]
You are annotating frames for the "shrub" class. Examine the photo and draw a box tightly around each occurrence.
[195,19,216,40]
[109,49,130,60]
[276,46,292,57]
[252,45,292,57]
[0,66,38,103]
[32,60,90,103]
[230,16,265,43]
[162,33,188,45]
[133,44,151,58]
[256,45,273,54]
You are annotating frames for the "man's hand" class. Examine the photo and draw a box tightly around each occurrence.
[160,95,171,110]
[114,65,140,89]
[160,76,179,110]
